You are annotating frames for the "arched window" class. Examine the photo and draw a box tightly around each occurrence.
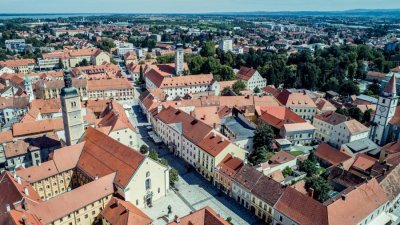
[145,178,151,190]
[146,171,150,177]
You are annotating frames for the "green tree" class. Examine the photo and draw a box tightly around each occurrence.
[336,108,349,116]
[305,176,333,202]
[140,145,149,154]
[253,86,261,94]
[348,107,363,121]
[300,160,318,177]
[79,59,89,66]
[232,80,246,95]
[169,168,179,186]
[252,146,274,165]
[200,41,216,57]
[339,81,360,96]
[282,167,293,177]
[253,122,275,151]
[362,109,372,123]
[226,217,233,225]
[149,149,159,161]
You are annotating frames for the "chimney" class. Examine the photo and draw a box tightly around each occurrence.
[307,188,314,198]
[6,204,10,212]
[341,194,346,201]
[17,176,21,184]
[174,215,180,223]
[24,187,29,196]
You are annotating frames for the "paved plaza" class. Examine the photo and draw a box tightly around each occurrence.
[130,98,260,225]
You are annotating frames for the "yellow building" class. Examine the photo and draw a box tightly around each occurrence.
[17,143,85,200]
[197,132,246,182]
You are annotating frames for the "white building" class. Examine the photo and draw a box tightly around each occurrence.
[218,39,233,52]
[5,39,26,53]
[235,66,267,91]
[115,41,135,57]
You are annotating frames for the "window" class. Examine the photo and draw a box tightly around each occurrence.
[145,178,151,190]
[84,214,88,219]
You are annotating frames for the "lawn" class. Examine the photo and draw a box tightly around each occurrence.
[289,150,305,156]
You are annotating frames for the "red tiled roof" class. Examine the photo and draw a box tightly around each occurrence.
[216,154,243,178]
[197,133,230,158]
[275,187,328,225]
[384,74,397,95]
[315,143,351,166]
[0,171,42,216]
[168,206,229,225]
[78,127,145,187]
[236,66,257,81]
[259,106,305,129]
[102,197,152,225]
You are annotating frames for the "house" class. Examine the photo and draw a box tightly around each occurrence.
[235,66,267,91]
[314,98,337,113]
[276,90,317,121]
[258,106,306,134]
[197,132,246,182]
[0,96,29,125]
[331,119,370,148]
[251,176,286,223]
[168,207,230,225]
[97,100,139,148]
[0,59,36,74]
[279,123,316,146]
[257,151,297,176]
[232,164,263,210]
[214,154,243,196]
[220,115,256,152]
[314,143,351,168]
[101,197,153,225]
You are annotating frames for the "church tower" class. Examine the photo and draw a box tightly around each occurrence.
[24,76,34,103]
[60,72,84,146]
[371,74,398,145]
[175,43,184,76]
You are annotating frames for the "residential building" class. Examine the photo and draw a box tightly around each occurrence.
[331,119,370,148]
[314,143,351,168]
[313,111,348,143]
[277,90,317,121]
[279,122,315,146]
[235,66,267,91]
[34,78,88,100]
[197,132,246,182]
[168,207,230,225]
[232,164,263,210]
[0,96,29,125]
[214,154,243,196]
[87,78,134,101]
[97,100,139,148]
[218,38,233,52]
[115,41,135,56]
[101,197,153,225]
[0,59,36,74]
[5,39,26,53]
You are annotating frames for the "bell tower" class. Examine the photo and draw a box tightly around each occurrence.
[370,74,398,145]
[175,43,184,76]
[60,72,84,146]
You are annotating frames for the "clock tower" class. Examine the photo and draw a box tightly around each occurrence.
[370,74,398,145]
[60,72,84,146]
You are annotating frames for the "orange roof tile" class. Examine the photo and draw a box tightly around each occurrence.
[78,127,145,187]
[102,197,152,225]
[168,206,229,225]
[315,143,352,166]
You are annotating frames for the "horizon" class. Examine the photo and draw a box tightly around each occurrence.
[1,0,400,14]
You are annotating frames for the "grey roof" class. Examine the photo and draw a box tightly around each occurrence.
[356,95,378,104]
[342,138,379,155]
[221,117,255,142]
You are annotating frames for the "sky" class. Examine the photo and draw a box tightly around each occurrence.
[1,0,400,13]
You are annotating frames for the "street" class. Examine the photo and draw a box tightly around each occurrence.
[129,95,260,225]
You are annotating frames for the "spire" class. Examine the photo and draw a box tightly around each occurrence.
[384,74,397,96]
[63,72,72,88]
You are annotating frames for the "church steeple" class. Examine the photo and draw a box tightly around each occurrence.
[60,72,84,146]
[384,74,397,97]
[175,42,184,76]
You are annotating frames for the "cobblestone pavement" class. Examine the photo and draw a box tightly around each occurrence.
[130,98,260,225]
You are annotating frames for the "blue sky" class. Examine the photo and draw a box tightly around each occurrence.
[1,0,400,13]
